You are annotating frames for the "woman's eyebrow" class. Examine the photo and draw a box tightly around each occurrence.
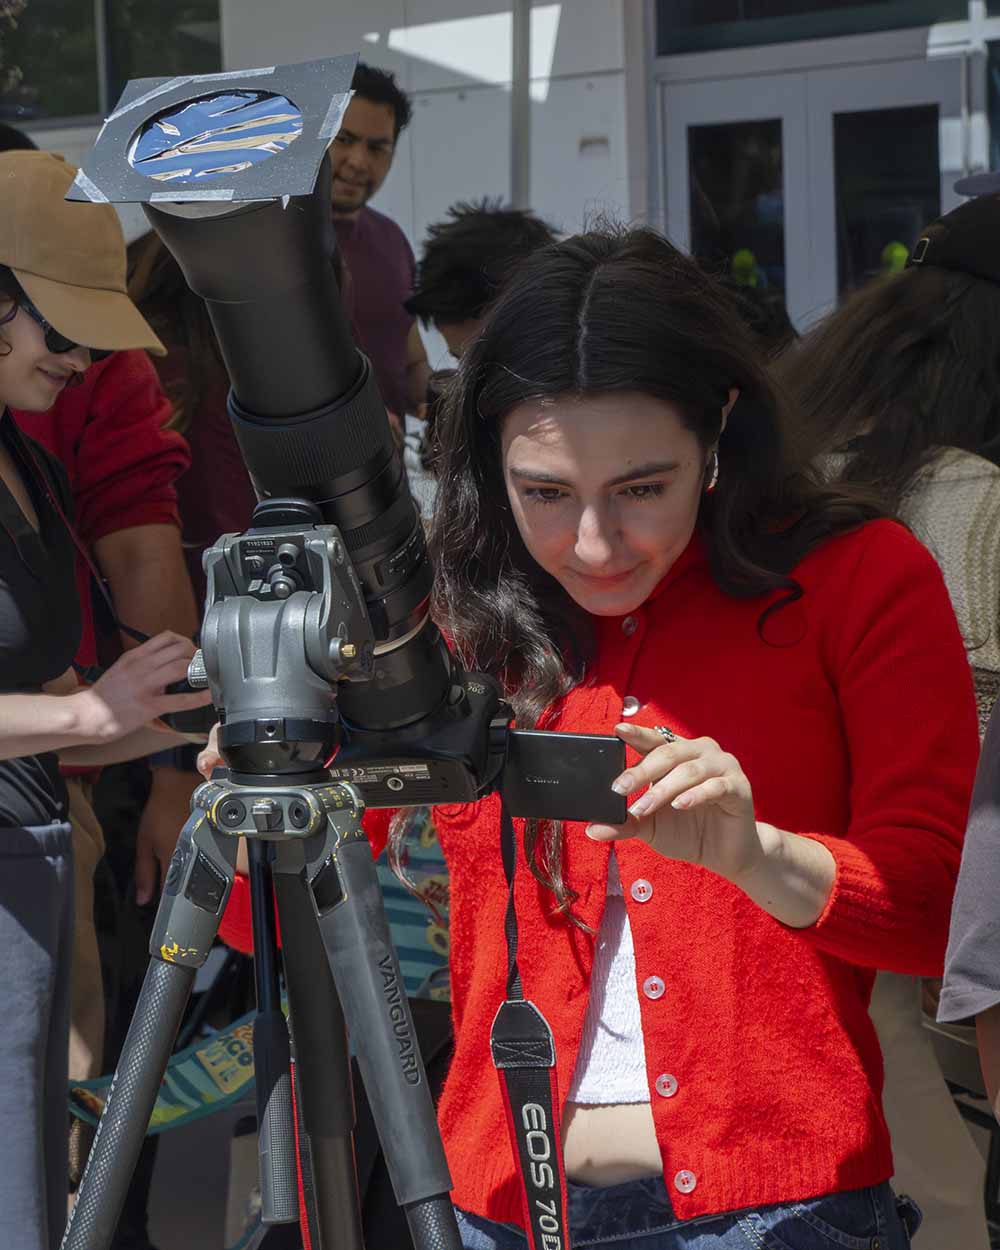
[508,461,679,487]
[605,461,679,487]
[507,467,570,485]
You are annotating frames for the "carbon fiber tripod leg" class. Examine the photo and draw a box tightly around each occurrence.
[274,856,365,1250]
[247,840,298,1225]
[62,811,239,1250]
[273,822,462,1250]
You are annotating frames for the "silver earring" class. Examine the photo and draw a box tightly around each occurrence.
[705,449,719,494]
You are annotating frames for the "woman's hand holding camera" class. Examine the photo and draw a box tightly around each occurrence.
[587,723,765,881]
[72,631,211,742]
[586,722,836,928]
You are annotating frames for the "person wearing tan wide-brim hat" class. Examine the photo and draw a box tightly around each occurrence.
[0,150,212,1250]
[0,151,164,355]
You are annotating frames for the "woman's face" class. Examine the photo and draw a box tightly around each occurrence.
[0,296,90,412]
[502,391,710,617]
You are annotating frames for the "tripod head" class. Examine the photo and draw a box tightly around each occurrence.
[196,490,509,800]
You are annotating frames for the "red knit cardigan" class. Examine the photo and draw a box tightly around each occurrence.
[12,350,188,668]
[220,520,978,1225]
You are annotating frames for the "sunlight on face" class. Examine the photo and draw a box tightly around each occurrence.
[501,392,709,617]
[329,97,396,216]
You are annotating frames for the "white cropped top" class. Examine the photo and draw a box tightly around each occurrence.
[566,852,651,1104]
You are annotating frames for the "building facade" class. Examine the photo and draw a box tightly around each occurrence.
[4,1,997,346]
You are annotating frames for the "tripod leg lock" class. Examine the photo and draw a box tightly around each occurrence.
[151,811,240,969]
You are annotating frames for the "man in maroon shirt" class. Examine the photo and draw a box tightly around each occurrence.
[330,63,430,422]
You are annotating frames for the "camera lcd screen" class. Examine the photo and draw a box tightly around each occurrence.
[502,730,627,824]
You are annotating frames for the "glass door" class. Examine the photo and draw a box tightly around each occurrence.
[661,51,963,328]
[805,56,963,318]
[662,72,812,324]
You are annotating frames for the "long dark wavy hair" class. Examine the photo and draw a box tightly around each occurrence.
[0,265,21,359]
[778,265,1000,511]
[420,226,883,914]
[126,233,224,433]
[128,232,351,434]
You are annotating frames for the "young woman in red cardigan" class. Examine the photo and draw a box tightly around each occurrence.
[217,228,976,1248]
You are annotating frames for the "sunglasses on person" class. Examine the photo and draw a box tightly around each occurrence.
[0,291,111,361]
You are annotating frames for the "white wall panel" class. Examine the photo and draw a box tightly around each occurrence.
[367,1,624,94]
[222,0,411,83]
[408,85,511,250]
[394,1,562,93]
[223,1,625,89]
[369,120,416,244]
[530,72,629,234]
[546,0,624,78]
[390,0,514,92]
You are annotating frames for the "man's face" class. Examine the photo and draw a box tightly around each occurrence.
[329,96,397,217]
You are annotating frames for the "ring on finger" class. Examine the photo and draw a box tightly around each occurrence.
[653,725,677,744]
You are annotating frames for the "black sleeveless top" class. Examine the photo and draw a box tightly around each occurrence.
[0,412,81,826]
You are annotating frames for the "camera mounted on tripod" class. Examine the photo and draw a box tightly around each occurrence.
[192,485,511,805]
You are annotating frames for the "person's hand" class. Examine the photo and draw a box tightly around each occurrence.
[197,722,223,780]
[585,722,769,885]
[135,766,198,905]
[195,724,249,874]
[73,632,211,742]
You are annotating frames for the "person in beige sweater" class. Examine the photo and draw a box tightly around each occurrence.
[898,448,1000,728]
[778,192,1000,1250]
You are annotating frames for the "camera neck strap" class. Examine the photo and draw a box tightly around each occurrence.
[12,427,150,673]
[490,796,572,1250]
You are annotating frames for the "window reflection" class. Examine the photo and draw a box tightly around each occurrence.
[688,119,786,296]
[989,41,1000,172]
[0,0,221,123]
[106,2,221,107]
[834,105,939,295]
[0,0,98,121]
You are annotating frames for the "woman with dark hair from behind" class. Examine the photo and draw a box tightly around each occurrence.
[780,194,1000,724]
[779,195,1000,1250]
[216,226,974,1247]
[715,274,798,360]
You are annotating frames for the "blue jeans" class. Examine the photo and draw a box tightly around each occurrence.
[455,1177,921,1249]
[0,822,74,1250]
